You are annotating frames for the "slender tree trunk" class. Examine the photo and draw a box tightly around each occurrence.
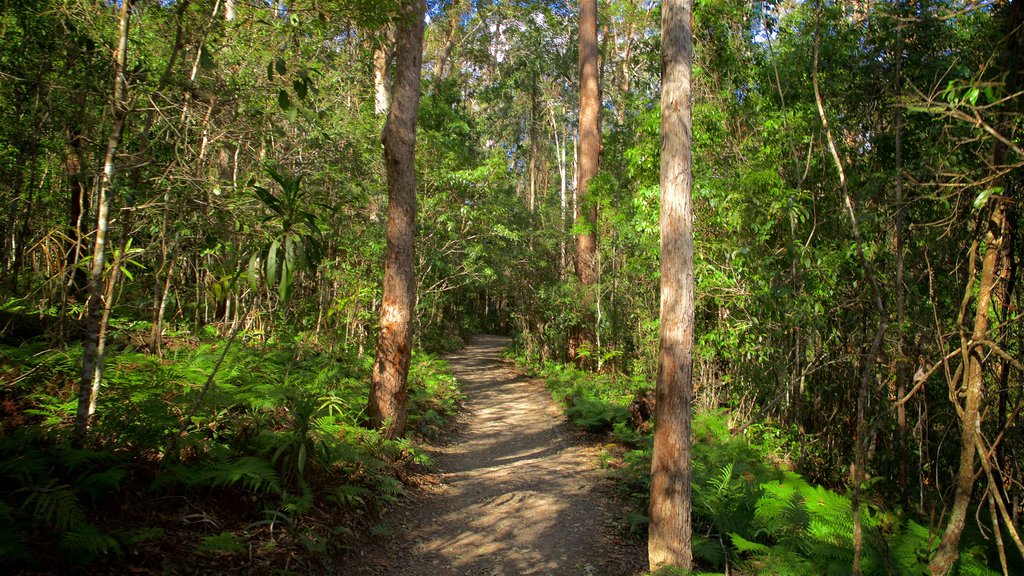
[433,0,463,81]
[367,0,425,439]
[75,0,132,444]
[551,109,569,279]
[812,6,888,572]
[930,205,1007,574]
[930,1,1021,570]
[65,127,89,297]
[374,26,396,116]
[648,0,694,570]
[529,77,539,212]
[893,9,910,493]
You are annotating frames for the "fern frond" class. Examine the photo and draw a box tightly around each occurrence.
[23,481,84,531]
[59,522,121,562]
[190,456,282,495]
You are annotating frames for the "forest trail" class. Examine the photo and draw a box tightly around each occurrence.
[347,334,646,575]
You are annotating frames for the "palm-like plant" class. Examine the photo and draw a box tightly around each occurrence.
[248,166,323,303]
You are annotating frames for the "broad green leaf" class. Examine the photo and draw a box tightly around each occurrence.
[973,186,1001,210]
[266,240,280,288]
[247,252,260,290]
[279,259,291,301]
[275,57,287,76]
[278,90,291,111]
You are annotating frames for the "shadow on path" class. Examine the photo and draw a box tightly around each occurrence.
[347,335,646,575]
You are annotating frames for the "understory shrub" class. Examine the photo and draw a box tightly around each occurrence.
[0,337,461,572]
[521,357,1006,576]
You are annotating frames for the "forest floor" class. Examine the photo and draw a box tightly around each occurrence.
[345,334,647,576]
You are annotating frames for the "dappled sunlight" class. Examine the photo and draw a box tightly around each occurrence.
[358,335,642,575]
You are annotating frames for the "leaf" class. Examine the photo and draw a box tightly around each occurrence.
[199,46,216,70]
[966,87,980,106]
[279,259,291,302]
[278,89,292,112]
[267,61,275,81]
[730,532,770,554]
[293,78,308,100]
[266,240,280,288]
[247,252,260,290]
[275,57,287,76]
[253,185,283,215]
[973,186,1001,210]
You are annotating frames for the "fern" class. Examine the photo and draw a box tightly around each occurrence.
[23,481,85,531]
[59,522,121,562]
[186,455,283,495]
[197,531,245,555]
[329,483,373,508]
[732,532,771,554]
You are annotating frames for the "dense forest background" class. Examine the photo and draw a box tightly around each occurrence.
[0,0,1021,574]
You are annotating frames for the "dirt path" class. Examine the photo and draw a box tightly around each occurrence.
[348,335,646,575]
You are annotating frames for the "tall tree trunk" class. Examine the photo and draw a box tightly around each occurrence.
[812,6,888,572]
[65,126,89,297]
[433,0,463,81]
[551,108,569,279]
[529,77,538,212]
[576,0,599,285]
[930,1,1021,570]
[648,0,694,571]
[374,26,396,116]
[929,204,1008,574]
[893,6,910,494]
[571,0,600,361]
[367,0,425,440]
[75,0,132,444]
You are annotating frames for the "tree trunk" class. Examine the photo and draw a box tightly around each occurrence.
[929,0,1021,570]
[648,0,694,571]
[65,126,89,297]
[929,204,1007,574]
[433,0,463,81]
[367,0,425,440]
[374,26,396,116]
[570,0,600,362]
[576,0,599,287]
[75,0,132,444]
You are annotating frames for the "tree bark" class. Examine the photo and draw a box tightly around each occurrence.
[75,0,132,444]
[929,1,1021,570]
[433,0,463,81]
[929,204,1007,575]
[576,0,599,288]
[648,0,694,571]
[374,26,396,116]
[569,0,601,362]
[65,126,89,297]
[367,0,425,439]
[890,3,911,495]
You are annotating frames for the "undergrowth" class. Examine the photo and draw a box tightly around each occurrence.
[0,337,461,574]
[511,350,1010,576]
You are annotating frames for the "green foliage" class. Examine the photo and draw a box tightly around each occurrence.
[197,531,246,555]
[530,354,1006,575]
[0,334,461,571]
[0,429,126,569]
